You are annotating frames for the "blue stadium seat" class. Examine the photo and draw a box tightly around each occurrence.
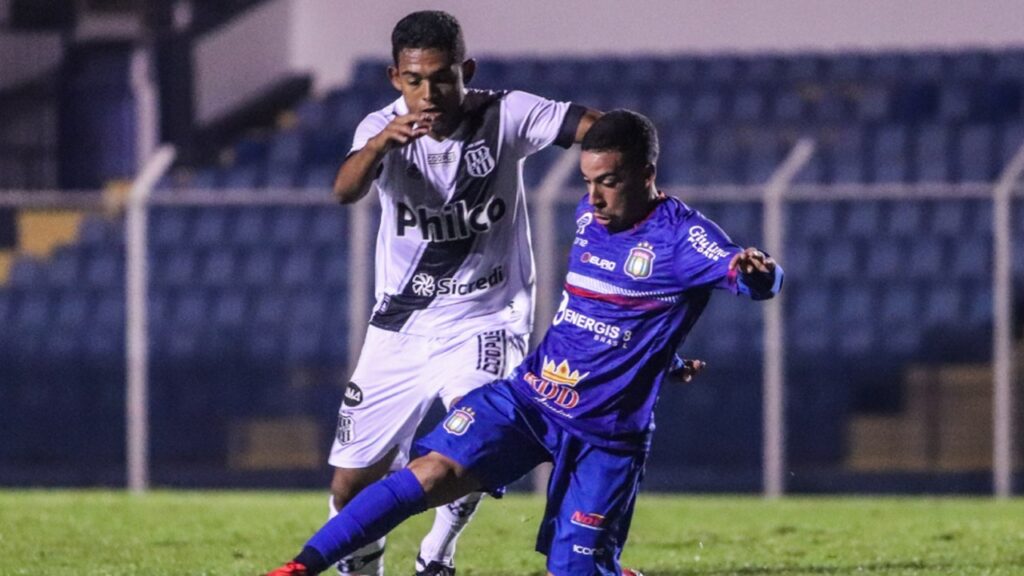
[772,89,804,122]
[281,248,315,287]
[191,168,221,189]
[192,209,228,246]
[704,56,740,83]
[837,285,872,322]
[743,128,779,184]
[745,56,782,83]
[938,86,971,121]
[782,243,811,278]
[792,285,829,323]
[837,321,874,357]
[47,248,81,288]
[267,129,304,169]
[732,88,766,122]
[907,240,942,278]
[1001,122,1024,165]
[829,54,866,81]
[310,210,345,247]
[78,216,116,247]
[230,208,268,246]
[321,246,349,288]
[172,290,207,327]
[914,125,950,182]
[951,53,992,81]
[951,237,989,279]
[299,163,337,190]
[705,128,739,183]
[854,86,890,122]
[664,57,699,86]
[821,241,857,279]
[158,251,196,286]
[271,208,309,245]
[253,291,287,325]
[843,202,881,237]
[200,248,236,287]
[92,292,124,329]
[994,50,1024,79]
[957,124,996,182]
[153,209,189,247]
[908,52,944,81]
[886,322,922,357]
[865,241,901,279]
[966,285,992,326]
[924,285,962,326]
[241,248,278,287]
[880,283,919,324]
[212,289,247,327]
[222,165,261,189]
[294,99,326,130]
[233,136,269,166]
[871,124,909,182]
[828,126,866,183]
[658,130,699,185]
[85,253,123,288]
[797,202,837,238]
[648,91,685,127]
[784,55,822,82]
[265,165,297,188]
[54,291,89,328]
[692,90,725,124]
[930,202,965,236]
[885,201,924,236]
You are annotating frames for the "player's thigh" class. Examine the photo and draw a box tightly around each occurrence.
[539,439,646,576]
[430,328,529,409]
[329,327,434,470]
[416,382,549,492]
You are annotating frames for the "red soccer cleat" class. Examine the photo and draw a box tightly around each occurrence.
[622,569,645,576]
[265,561,310,576]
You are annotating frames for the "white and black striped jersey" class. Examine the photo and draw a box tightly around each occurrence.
[350,89,584,337]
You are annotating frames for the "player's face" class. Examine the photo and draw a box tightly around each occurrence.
[581,150,656,233]
[388,48,475,136]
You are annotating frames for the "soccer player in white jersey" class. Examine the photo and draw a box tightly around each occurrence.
[326,11,600,576]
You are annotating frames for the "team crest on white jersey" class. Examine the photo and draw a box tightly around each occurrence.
[465,141,495,178]
[624,241,656,279]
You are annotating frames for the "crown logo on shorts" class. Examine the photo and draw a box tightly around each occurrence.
[542,357,590,387]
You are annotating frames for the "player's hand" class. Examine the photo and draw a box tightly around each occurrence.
[729,247,775,276]
[368,112,436,153]
[668,358,706,384]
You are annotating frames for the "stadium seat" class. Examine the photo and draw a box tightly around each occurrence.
[843,201,881,237]
[907,240,942,278]
[85,253,123,289]
[827,126,867,183]
[957,124,996,182]
[153,209,189,247]
[914,124,951,182]
[938,85,971,122]
[46,248,81,288]
[829,54,866,81]
[172,290,207,327]
[880,283,919,324]
[930,202,965,236]
[159,251,196,287]
[951,237,989,279]
[211,289,247,327]
[994,50,1024,79]
[733,88,766,122]
[796,202,837,239]
[821,241,858,279]
[871,124,909,182]
[271,208,310,245]
[885,201,924,236]
[200,248,237,287]
[281,248,316,287]
[191,209,229,246]
[222,165,261,189]
[241,248,278,287]
[924,285,962,326]
[267,130,305,170]
[854,85,890,122]
[865,241,901,279]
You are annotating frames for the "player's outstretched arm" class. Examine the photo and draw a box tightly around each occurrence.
[728,246,783,300]
[333,112,434,204]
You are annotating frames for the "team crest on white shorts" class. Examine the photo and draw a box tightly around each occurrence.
[465,142,495,178]
[443,407,476,435]
[336,412,355,444]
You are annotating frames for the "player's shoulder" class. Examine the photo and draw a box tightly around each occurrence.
[357,96,405,129]
[657,195,700,226]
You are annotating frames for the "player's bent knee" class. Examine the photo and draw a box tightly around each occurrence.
[330,446,400,508]
[408,451,480,506]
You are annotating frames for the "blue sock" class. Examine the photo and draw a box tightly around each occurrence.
[302,468,428,571]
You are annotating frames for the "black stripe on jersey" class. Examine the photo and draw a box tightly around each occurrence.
[370,91,507,332]
[554,103,587,149]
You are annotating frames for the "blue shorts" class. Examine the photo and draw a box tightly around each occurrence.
[417,381,647,576]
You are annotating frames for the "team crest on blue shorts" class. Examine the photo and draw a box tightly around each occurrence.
[443,407,476,436]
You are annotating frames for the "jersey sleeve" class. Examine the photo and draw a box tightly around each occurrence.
[348,111,391,156]
[503,90,584,159]
[673,211,743,293]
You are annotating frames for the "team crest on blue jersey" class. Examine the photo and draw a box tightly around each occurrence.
[624,241,656,279]
[443,407,476,435]
[465,142,495,178]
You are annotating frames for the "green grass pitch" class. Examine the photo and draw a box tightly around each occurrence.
[1,491,1023,575]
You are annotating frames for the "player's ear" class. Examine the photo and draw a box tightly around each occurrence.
[387,65,402,92]
[461,58,477,85]
[644,163,656,186]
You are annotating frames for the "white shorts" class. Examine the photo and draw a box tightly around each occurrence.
[329,325,528,470]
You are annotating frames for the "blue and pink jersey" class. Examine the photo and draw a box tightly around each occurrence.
[508,194,783,451]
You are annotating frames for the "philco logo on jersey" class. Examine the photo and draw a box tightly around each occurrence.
[581,252,616,271]
[410,266,505,298]
[397,197,506,243]
[523,357,589,410]
[571,511,606,531]
[465,140,495,178]
[343,382,363,407]
[624,241,656,279]
[443,407,476,435]
[687,225,730,262]
[552,291,625,347]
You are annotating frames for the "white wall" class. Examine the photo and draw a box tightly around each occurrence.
[291,0,1024,91]
[194,0,293,123]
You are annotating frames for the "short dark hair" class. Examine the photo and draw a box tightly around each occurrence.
[391,10,466,64]
[580,109,659,169]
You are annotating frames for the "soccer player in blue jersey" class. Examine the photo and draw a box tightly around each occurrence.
[267,110,782,576]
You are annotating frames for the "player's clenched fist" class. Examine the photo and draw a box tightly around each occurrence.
[728,247,775,275]
[367,112,437,153]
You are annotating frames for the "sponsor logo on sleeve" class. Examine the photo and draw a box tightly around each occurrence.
[623,241,656,279]
[687,225,731,261]
[343,382,364,407]
[443,407,476,435]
